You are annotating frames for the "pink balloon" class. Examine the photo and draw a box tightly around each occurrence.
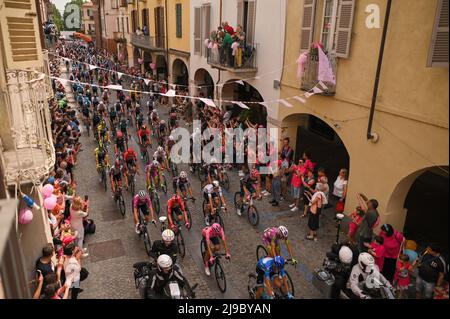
[19,208,34,225]
[44,194,57,210]
[42,184,54,199]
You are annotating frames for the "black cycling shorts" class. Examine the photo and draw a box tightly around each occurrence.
[138,203,149,216]
[256,268,275,286]
[205,236,220,246]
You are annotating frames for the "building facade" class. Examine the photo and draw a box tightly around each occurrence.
[99,0,121,53]
[0,0,55,298]
[279,0,449,248]
[82,1,97,37]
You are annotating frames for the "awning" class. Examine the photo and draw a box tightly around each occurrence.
[73,32,93,43]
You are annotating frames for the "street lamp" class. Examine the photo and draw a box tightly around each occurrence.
[335,213,344,244]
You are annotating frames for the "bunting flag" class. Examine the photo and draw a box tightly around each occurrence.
[236,80,245,86]
[260,101,271,110]
[254,76,262,80]
[143,78,151,85]
[162,89,176,97]
[279,99,293,108]
[296,52,309,80]
[88,64,97,70]
[107,84,122,90]
[318,46,336,85]
[200,98,216,108]
[293,96,307,104]
[312,86,323,94]
[236,102,250,109]
[117,72,124,79]
[304,92,316,98]
[318,81,328,91]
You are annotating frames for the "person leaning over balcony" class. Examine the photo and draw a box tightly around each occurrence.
[222,21,235,36]
[234,25,246,68]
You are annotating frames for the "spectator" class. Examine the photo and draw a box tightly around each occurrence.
[414,243,447,299]
[355,194,380,252]
[394,254,413,299]
[289,159,304,212]
[316,167,329,200]
[305,182,327,241]
[367,235,386,272]
[234,25,246,67]
[35,244,56,294]
[347,206,364,244]
[222,21,235,36]
[280,138,294,200]
[300,169,316,218]
[269,160,282,207]
[63,243,82,299]
[332,168,348,211]
[379,223,405,282]
[69,196,89,256]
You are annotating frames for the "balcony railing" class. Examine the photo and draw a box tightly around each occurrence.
[207,43,258,73]
[131,34,165,51]
[300,53,337,96]
[0,69,55,186]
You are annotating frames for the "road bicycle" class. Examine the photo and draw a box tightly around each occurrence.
[113,184,126,217]
[147,184,161,216]
[202,198,226,230]
[234,190,260,226]
[200,239,229,293]
[136,205,157,256]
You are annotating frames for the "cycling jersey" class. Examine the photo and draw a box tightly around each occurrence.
[159,123,167,133]
[153,151,166,162]
[110,165,123,180]
[95,148,106,164]
[109,107,117,118]
[132,194,152,211]
[256,257,286,284]
[119,119,128,132]
[202,226,225,243]
[138,129,150,142]
[203,184,222,197]
[115,102,122,113]
[167,197,186,212]
[124,150,137,163]
[167,140,175,153]
[262,227,280,246]
[173,177,189,191]
[145,162,161,177]
[116,137,125,150]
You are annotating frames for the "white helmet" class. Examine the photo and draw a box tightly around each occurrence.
[152,160,159,166]
[161,120,166,125]
[162,229,175,242]
[168,135,174,141]
[277,225,289,239]
[339,246,353,265]
[358,252,375,274]
[180,171,187,179]
[212,180,220,188]
[157,254,173,270]
[157,146,164,153]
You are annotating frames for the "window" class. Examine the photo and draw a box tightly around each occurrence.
[320,0,339,52]
[428,0,449,67]
[194,7,201,55]
[201,4,211,56]
[111,0,118,9]
[237,0,256,44]
[176,3,182,38]
[122,17,124,33]
[131,10,136,33]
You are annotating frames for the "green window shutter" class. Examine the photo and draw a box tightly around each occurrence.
[176,3,182,38]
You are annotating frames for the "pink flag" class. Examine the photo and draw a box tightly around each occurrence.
[296,52,308,80]
[318,47,336,85]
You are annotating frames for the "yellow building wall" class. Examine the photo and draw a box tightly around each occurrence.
[279,0,449,231]
[167,0,190,52]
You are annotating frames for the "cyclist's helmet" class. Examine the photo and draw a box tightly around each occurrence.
[114,158,121,166]
[251,168,260,179]
[212,180,220,188]
[157,254,173,272]
[160,120,166,125]
[274,256,285,269]
[358,253,375,274]
[179,171,187,179]
[152,160,159,166]
[171,194,181,203]
[116,131,123,139]
[211,223,222,235]
[138,190,147,200]
[168,135,174,141]
[277,226,289,239]
[127,147,134,154]
[157,146,164,153]
[162,229,175,243]
[339,246,353,265]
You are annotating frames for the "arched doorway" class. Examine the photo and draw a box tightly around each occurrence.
[221,80,267,127]
[194,68,214,99]
[155,55,167,81]
[143,51,152,73]
[387,166,449,254]
[133,47,141,68]
[172,59,189,87]
[281,113,350,190]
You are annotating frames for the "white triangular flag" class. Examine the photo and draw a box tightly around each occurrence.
[88,64,97,70]
[144,78,151,85]
[304,92,316,98]
[162,89,176,97]
[293,96,307,104]
[117,72,124,79]
[254,76,261,80]
[236,102,250,109]
[318,81,328,90]
[279,99,293,108]
[312,86,323,94]
[107,85,123,91]
[260,101,271,110]
[200,98,216,108]
[236,80,245,85]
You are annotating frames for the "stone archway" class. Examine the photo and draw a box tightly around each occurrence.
[172,59,189,87]
[143,51,152,73]
[193,68,214,99]
[155,55,167,81]
[133,47,140,68]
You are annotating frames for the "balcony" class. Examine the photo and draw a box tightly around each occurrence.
[120,0,127,7]
[207,43,258,74]
[0,69,55,186]
[300,53,337,96]
[131,34,165,52]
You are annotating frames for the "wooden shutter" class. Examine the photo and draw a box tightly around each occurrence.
[0,0,43,69]
[335,0,355,58]
[159,7,165,48]
[300,0,317,52]
[237,0,244,26]
[194,7,201,55]
[131,10,136,32]
[246,1,256,45]
[176,3,182,38]
[428,0,449,67]
[202,4,211,56]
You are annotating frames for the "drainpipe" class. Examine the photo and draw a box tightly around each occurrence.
[216,0,223,108]
[165,0,169,81]
[367,0,392,141]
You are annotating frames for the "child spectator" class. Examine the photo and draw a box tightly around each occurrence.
[394,254,413,299]
[368,235,386,272]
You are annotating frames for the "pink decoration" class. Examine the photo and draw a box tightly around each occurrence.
[231,42,239,56]
[42,184,54,199]
[150,63,156,70]
[318,46,336,85]
[44,194,57,211]
[204,39,210,47]
[296,52,308,80]
[138,58,143,64]
[19,208,33,225]
[208,42,214,49]
[213,43,219,50]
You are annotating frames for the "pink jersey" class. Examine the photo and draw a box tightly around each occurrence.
[133,194,152,209]
[202,226,225,242]
[262,227,279,246]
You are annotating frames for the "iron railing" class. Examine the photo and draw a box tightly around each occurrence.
[207,43,258,71]
[300,53,337,95]
[131,34,165,50]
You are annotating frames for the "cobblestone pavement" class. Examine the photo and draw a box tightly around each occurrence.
[61,65,348,299]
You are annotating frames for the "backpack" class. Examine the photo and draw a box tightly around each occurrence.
[83,218,96,234]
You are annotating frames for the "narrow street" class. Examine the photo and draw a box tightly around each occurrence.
[58,62,345,299]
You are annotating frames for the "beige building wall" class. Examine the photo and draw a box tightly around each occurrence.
[279,0,449,231]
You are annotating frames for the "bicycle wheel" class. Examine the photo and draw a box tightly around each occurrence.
[200,237,206,257]
[130,178,135,196]
[233,192,242,209]
[214,261,227,293]
[186,210,192,230]
[119,195,126,217]
[247,274,257,299]
[247,205,260,226]
[202,199,209,216]
[222,173,230,191]
[213,213,225,231]
[152,192,161,216]
[177,232,186,259]
[102,169,107,191]
[142,226,152,256]
[256,245,268,261]
[284,271,295,297]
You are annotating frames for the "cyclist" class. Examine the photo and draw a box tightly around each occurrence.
[167,194,190,231]
[169,106,178,130]
[202,181,227,226]
[159,120,168,141]
[97,100,107,117]
[109,157,129,197]
[102,88,109,104]
[97,120,110,147]
[150,229,178,264]
[136,110,145,131]
[130,81,137,102]
[138,124,151,159]
[124,147,140,175]
[94,145,110,182]
[236,166,257,216]
[172,171,194,199]
[118,115,129,140]
[92,93,99,108]
[202,223,231,276]
[255,256,293,299]
[146,160,162,190]
[133,190,156,234]
[153,146,169,170]
[81,99,91,127]
[115,130,127,156]
[108,103,117,129]
[92,111,101,134]
[166,135,176,155]
[262,226,297,265]
[125,95,132,115]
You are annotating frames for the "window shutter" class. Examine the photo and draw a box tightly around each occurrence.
[194,7,201,55]
[176,3,182,38]
[0,0,43,70]
[202,4,211,57]
[237,0,244,26]
[160,7,165,48]
[335,0,355,58]
[300,0,317,52]
[246,1,256,45]
[428,0,449,67]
